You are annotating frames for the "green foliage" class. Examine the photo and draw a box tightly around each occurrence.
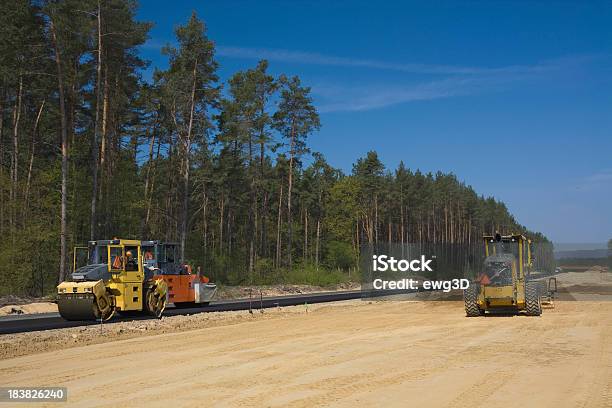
[158,11,219,138]
[273,75,321,153]
[284,265,350,287]
[324,241,356,271]
[326,177,360,242]
[248,264,350,287]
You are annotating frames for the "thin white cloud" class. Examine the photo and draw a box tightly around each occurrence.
[217,45,558,75]
[313,73,526,112]
[570,169,612,192]
[144,41,601,112]
[583,169,612,183]
[216,46,598,111]
[314,79,467,112]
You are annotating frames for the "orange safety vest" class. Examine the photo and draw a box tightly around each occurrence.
[112,255,123,269]
[478,273,491,285]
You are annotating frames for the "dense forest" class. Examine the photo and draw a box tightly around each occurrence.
[0,1,548,295]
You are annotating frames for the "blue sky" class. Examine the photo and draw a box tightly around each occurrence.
[136,1,612,245]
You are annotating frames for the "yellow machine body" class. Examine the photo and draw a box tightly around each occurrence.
[57,239,167,320]
[465,234,542,316]
[106,240,144,312]
[57,279,106,296]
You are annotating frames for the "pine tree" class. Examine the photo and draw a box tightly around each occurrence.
[273,76,320,268]
[158,12,219,260]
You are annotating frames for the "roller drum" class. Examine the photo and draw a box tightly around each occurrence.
[58,293,99,320]
[57,280,115,321]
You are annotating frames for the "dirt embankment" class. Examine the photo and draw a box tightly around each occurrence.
[0,295,57,317]
[0,303,57,317]
[215,282,360,299]
[552,268,612,299]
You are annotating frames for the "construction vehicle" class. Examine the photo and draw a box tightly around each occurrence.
[464,233,544,316]
[540,276,557,308]
[57,239,168,321]
[140,241,217,307]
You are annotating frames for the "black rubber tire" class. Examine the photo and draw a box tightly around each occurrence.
[525,281,542,316]
[464,283,484,317]
[144,285,166,319]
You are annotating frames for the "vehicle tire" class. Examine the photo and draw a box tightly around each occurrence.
[144,283,167,319]
[464,283,484,317]
[525,281,542,316]
[94,292,115,321]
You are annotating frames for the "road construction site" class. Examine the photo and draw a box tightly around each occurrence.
[1,268,611,407]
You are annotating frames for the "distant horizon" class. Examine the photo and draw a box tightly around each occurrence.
[553,242,609,251]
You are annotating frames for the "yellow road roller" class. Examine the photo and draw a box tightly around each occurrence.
[464,233,542,316]
[57,239,167,321]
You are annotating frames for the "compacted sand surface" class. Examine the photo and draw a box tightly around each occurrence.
[1,296,611,408]
[0,303,57,317]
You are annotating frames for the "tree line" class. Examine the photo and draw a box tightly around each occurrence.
[0,1,548,296]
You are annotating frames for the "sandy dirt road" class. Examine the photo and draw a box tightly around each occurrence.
[1,298,611,408]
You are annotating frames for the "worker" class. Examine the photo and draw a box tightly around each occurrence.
[197,266,210,283]
[478,271,491,285]
[125,250,137,271]
[144,250,154,260]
